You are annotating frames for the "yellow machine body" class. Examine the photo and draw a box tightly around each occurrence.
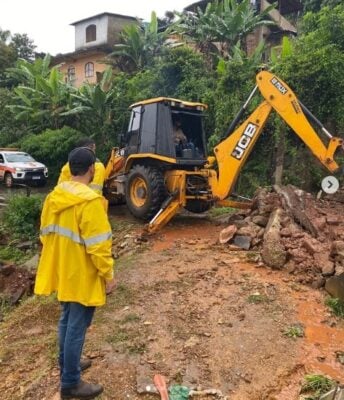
[104,71,343,233]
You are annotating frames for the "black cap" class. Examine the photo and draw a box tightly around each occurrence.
[68,147,96,170]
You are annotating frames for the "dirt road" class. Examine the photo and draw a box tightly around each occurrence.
[0,213,343,399]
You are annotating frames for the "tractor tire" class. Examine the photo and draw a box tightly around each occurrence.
[4,173,13,188]
[125,165,166,220]
[185,200,211,214]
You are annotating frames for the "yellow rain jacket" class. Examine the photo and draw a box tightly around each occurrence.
[34,181,114,307]
[58,160,106,195]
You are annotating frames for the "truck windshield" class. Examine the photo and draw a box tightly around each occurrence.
[4,153,36,162]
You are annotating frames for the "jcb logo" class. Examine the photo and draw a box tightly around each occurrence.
[271,77,288,95]
[231,123,257,160]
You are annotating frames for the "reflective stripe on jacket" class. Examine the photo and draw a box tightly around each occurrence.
[58,161,106,195]
[34,181,114,306]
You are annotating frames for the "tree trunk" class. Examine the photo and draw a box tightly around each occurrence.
[273,184,318,237]
[273,123,285,186]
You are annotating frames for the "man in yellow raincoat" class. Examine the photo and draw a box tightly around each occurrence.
[58,138,106,195]
[35,147,115,400]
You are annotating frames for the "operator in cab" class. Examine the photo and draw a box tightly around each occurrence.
[173,116,195,158]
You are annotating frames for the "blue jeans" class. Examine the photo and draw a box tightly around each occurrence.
[58,302,95,389]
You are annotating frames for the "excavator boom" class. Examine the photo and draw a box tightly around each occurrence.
[104,70,343,234]
[210,70,343,200]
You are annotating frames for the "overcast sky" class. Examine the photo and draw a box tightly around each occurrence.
[1,0,193,55]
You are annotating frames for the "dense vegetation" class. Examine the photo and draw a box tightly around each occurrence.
[0,0,343,196]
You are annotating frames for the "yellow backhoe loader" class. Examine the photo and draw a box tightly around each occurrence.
[104,70,343,232]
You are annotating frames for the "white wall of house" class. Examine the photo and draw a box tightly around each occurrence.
[75,15,108,50]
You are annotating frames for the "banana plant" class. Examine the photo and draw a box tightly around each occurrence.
[6,54,73,131]
[61,68,118,145]
[109,11,168,72]
[174,0,275,59]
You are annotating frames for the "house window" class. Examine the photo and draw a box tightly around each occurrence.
[86,24,96,43]
[85,62,94,78]
[67,65,76,82]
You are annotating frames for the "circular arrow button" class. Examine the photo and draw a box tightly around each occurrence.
[321,176,339,194]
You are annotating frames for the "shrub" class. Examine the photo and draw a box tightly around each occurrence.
[325,297,344,318]
[20,126,84,182]
[300,374,335,399]
[3,194,43,240]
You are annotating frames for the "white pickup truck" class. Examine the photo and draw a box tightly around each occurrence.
[0,149,48,187]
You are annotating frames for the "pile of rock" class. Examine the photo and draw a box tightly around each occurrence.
[219,185,344,288]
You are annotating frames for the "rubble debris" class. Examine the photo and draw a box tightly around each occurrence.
[325,274,344,302]
[273,185,318,237]
[219,225,237,244]
[219,184,344,287]
[0,263,35,305]
[233,235,251,250]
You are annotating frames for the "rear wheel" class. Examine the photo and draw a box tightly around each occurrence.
[4,173,13,188]
[125,165,166,220]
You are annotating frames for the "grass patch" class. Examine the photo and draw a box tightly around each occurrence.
[208,206,235,217]
[325,297,344,318]
[283,324,304,339]
[115,254,138,272]
[0,245,32,263]
[0,295,12,318]
[107,329,130,344]
[121,313,140,324]
[106,323,147,354]
[127,342,146,354]
[246,251,260,262]
[247,293,269,304]
[300,374,336,399]
[107,283,136,309]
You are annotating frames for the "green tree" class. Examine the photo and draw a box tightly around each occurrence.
[61,68,120,151]
[0,88,24,145]
[0,28,16,84]
[174,0,275,60]
[6,54,74,132]
[109,11,168,72]
[9,33,36,61]
[274,4,344,190]
[0,28,36,87]
[20,126,83,181]
[302,0,341,13]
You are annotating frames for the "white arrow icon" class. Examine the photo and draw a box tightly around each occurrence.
[321,176,339,194]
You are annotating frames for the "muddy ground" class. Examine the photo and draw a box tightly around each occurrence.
[0,207,344,400]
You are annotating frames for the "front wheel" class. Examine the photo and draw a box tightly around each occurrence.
[125,165,166,220]
[4,173,13,188]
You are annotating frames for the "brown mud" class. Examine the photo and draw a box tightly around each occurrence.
[0,211,343,399]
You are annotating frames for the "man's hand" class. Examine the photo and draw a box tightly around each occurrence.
[106,278,117,295]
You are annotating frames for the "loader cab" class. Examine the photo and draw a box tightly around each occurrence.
[124,98,208,166]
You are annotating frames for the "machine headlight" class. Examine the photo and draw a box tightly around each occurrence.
[15,167,23,172]
[44,167,48,173]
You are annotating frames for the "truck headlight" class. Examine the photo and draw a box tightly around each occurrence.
[15,168,23,172]
[44,167,48,174]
